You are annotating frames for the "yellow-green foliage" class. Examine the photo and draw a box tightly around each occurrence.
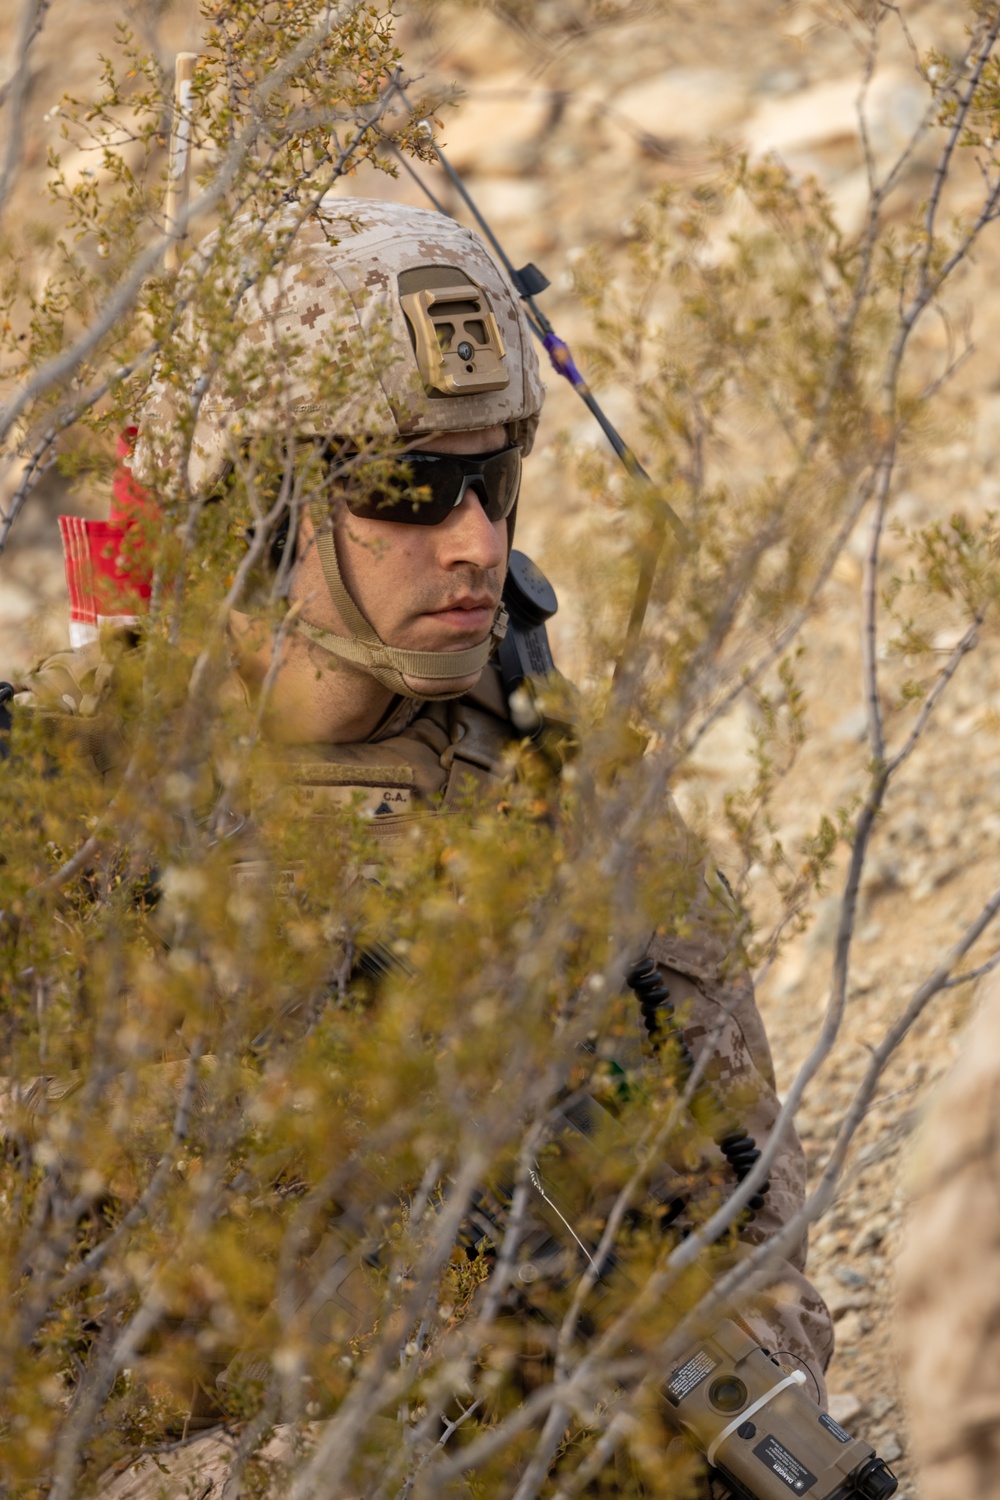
[4,3,1000,1497]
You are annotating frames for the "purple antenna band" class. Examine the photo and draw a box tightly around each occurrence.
[543,331,586,390]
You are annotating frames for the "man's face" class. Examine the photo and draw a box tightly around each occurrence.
[332,423,510,697]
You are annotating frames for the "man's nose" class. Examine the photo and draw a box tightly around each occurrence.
[438,487,506,572]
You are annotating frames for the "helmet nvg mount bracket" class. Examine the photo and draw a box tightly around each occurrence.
[399,266,509,397]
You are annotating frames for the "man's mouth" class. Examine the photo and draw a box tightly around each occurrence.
[424,596,497,632]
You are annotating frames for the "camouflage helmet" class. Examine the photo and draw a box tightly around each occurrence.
[133,196,545,493]
[133,197,545,700]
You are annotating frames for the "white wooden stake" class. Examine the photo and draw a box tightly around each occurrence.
[164,52,198,273]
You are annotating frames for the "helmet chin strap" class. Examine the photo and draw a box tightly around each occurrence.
[295,506,508,700]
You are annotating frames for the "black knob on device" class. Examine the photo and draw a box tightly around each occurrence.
[512,263,551,298]
[504,550,558,627]
[853,1456,898,1499]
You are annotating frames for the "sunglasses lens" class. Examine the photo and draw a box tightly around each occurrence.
[340,446,521,526]
[343,465,453,525]
[478,447,521,522]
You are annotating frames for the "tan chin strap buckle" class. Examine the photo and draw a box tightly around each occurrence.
[302,507,506,699]
[295,609,506,699]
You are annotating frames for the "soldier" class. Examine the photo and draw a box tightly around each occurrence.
[13,197,833,1493]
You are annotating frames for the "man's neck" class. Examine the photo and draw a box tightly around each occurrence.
[228,611,402,744]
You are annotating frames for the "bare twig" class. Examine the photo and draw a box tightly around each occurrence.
[0,0,54,226]
[0,0,370,451]
[886,612,983,776]
[855,4,882,201]
[862,445,893,765]
[917,11,1000,306]
[49,1040,206,1300]
[942,947,1000,989]
[0,346,159,555]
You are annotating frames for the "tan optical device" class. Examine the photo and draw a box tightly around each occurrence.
[664,1318,897,1500]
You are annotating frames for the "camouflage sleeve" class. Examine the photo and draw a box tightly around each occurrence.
[896,972,1000,1499]
[643,818,834,1405]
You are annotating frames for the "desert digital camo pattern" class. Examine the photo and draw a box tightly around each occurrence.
[648,905,834,1409]
[265,678,827,1416]
[6,644,834,1496]
[32,187,832,1477]
[133,197,546,492]
[73,665,831,1497]
[896,969,1000,1498]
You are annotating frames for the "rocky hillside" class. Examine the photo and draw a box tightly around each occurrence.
[4,3,999,1493]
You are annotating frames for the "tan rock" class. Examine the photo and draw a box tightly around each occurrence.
[897,971,1000,1498]
[100,1431,241,1500]
[848,1214,888,1257]
[420,9,527,78]
[827,1391,865,1428]
[463,174,546,228]
[98,1425,318,1500]
[612,68,751,144]
[743,68,927,168]
[835,1308,866,1347]
[436,76,552,175]
[878,1431,903,1464]
[826,1288,872,1322]
[826,165,877,236]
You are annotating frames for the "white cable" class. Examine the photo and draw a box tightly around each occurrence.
[705,1369,807,1469]
[528,1166,598,1272]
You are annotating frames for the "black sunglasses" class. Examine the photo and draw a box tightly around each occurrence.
[328,444,522,527]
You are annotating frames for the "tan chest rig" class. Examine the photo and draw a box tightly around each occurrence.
[261,661,518,844]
